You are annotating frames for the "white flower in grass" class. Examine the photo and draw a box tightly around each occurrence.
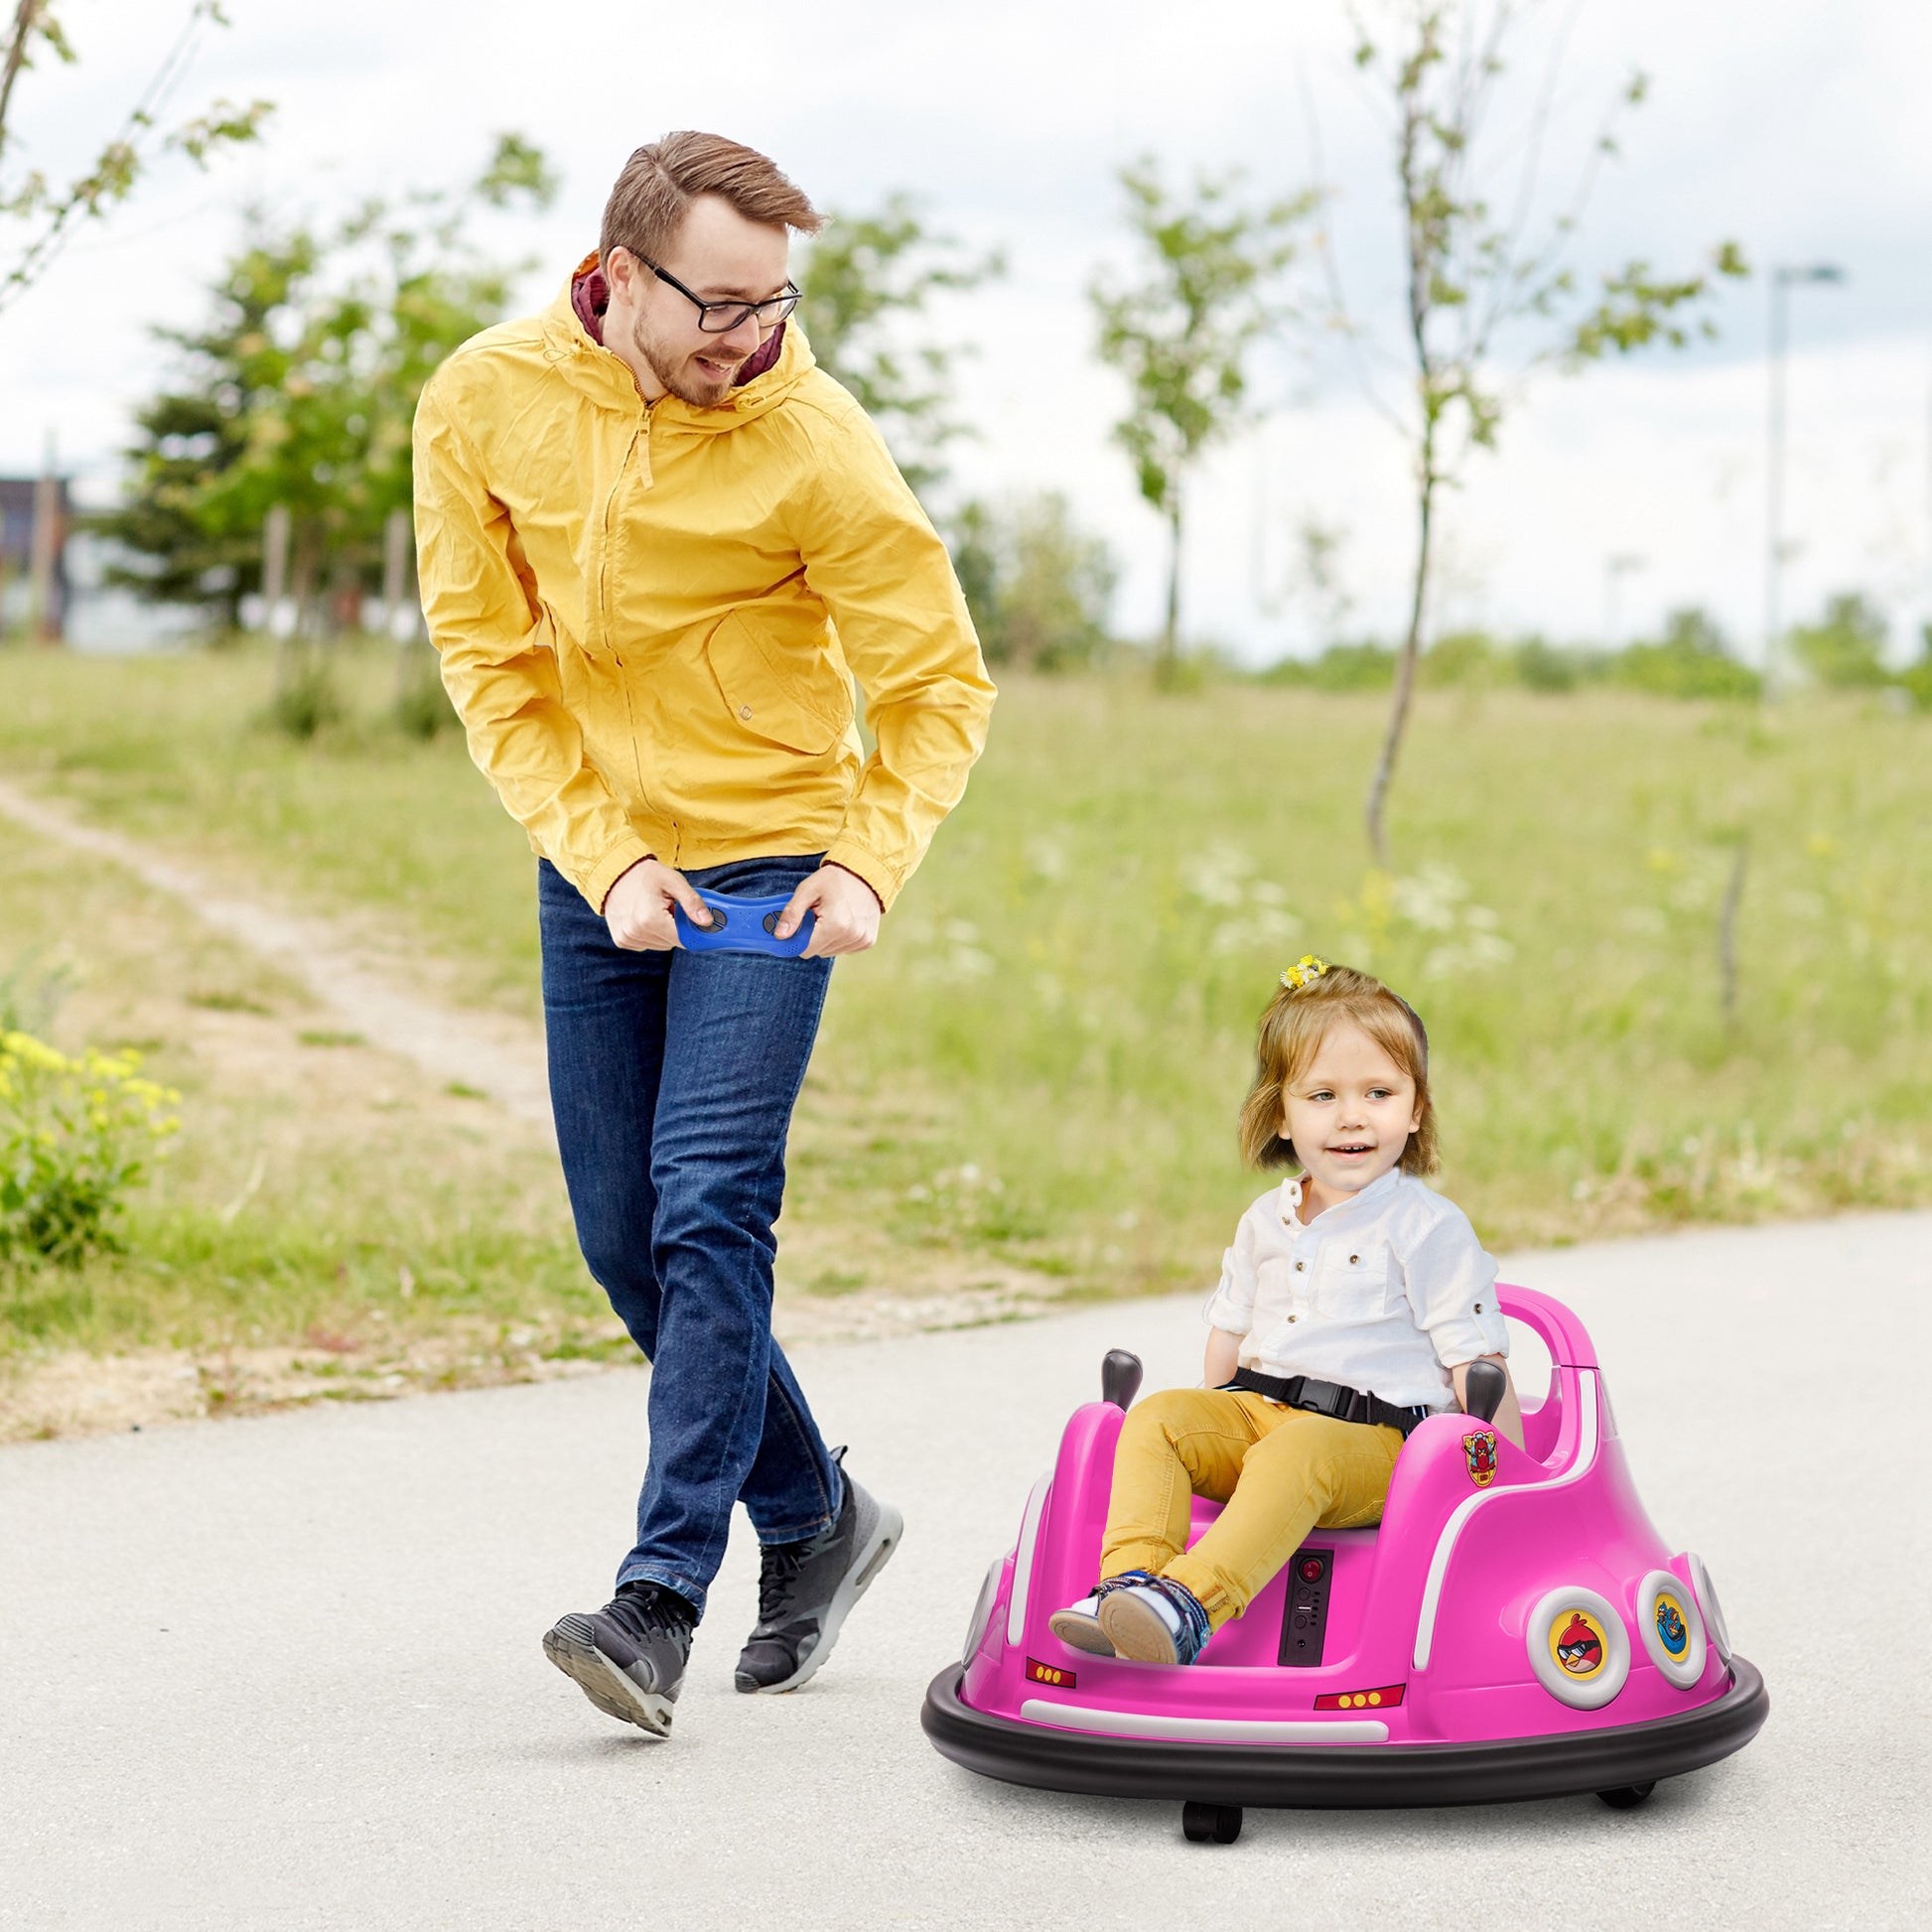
[1190,843,1254,908]
[1392,864,1468,933]
[1027,836,1069,883]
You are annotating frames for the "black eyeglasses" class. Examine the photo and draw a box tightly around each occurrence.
[637,254,800,335]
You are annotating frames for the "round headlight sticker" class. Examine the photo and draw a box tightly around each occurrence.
[1636,1569,1708,1689]
[1553,1609,1608,1678]
[1685,1551,1732,1665]
[961,1554,1006,1666]
[1526,1586,1630,1710]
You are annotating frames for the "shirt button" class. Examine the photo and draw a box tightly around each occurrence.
[1295,1261,1306,1272]
[1287,1313,1297,1322]
[1349,1254,1360,1265]
[739,705,754,720]
[1474,1302,1484,1312]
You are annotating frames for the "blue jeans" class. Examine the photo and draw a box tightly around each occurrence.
[538,854,844,1618]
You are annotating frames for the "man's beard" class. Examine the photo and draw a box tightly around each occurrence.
[628,313,739,407]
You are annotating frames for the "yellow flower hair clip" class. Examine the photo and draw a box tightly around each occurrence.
[1280,954,1329,992]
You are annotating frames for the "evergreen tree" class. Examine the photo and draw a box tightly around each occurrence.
[95,135,555,630]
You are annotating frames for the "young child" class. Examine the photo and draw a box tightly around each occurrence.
[1051,957,1522,1666]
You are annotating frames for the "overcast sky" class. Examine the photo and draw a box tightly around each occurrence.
[3,0,1928,661]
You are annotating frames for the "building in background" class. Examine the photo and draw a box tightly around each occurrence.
[0,471,204,652]
[0,474,70,641]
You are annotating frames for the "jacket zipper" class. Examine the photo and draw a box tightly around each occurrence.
[595,401,656,656]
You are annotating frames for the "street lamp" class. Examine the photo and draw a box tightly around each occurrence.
[1764,262,1846,695]
[1603,552,1646,650]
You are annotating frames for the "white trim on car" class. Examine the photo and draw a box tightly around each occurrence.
[1006,1471,1052,1648]
[1019,1699,1390,1745]
[1413,1368,1600,1671]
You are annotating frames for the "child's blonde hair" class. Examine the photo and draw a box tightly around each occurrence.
[1237,963,1439,1174]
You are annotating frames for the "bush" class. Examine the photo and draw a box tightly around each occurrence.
[1614,608,1761,701]
[1515,636,1582,692]
[1791,592,1891,689]
[1899,626,1932,712]
[1310,641,1396,690]
[1,1034,181,1268]
[1258,640,1397,690]
[1420,629,1506,687]
[394,653,459,739]
[949,493,1117,672]
[263,647,345,740]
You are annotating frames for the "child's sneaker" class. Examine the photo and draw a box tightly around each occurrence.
[1097,1574,1212,1666]
[1047,1572,1152,1656]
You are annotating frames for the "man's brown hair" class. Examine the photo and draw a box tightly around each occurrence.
[1236,964,1439,1175]
[599,132,823,265]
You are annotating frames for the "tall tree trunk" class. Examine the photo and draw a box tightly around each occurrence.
[0,5,48,160]
[1364,460,1434,866]
[1367,64,1440,867]
[1156,495,1182,688]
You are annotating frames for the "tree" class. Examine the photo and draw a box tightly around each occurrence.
[797,193,1002,493]
[1789,591,1889,689]
[1,1,268,314]
[93,221,318,629]
[1090,158,1312,687]
[1900,626,1932,713]
[1344,1,1748,861]
[96,134,556,631]
[950,492,1117,672]
[1614,608,1760,700]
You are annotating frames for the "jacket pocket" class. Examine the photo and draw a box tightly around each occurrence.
[703,608,853,756]
[1313,1242,1395,1320]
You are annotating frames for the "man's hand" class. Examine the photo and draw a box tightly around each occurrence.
[777,863,882,958]
[604,857,713,951]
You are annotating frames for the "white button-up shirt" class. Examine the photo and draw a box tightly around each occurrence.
[1202,1168,1508,1412]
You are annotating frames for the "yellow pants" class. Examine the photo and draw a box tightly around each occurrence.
[1099,1388,1404,1631]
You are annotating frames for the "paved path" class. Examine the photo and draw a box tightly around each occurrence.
[0,777,553,1136]
[4,1213,1927,1929]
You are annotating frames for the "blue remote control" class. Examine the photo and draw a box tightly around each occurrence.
[673,886,815,957]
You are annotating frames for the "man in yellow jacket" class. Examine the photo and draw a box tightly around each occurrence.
[414,132,994,1738]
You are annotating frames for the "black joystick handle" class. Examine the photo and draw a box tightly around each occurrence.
[1101,1349,1144,1412]
[1463,1358,1506,1424]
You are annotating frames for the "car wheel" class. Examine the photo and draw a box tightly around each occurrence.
[1596,1783,1656,1811]
[1182,1801,1242,1844]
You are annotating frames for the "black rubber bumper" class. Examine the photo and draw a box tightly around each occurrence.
[921,1657,1769,1809]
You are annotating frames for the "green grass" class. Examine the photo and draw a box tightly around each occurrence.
[3,640,1928,1341]
[0,806,600,1369]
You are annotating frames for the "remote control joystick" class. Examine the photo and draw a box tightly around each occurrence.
[1463,1358,1506,1424]
[1101,1349,1143,1412]
[673,887,814,958]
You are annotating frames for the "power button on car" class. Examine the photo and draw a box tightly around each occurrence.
[1280,1546,1334,1667]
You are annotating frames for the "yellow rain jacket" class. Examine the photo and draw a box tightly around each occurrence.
[412,265,994,913]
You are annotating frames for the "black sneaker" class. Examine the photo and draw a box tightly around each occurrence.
[542,1581,695,1736]
[735,1452,902,1694]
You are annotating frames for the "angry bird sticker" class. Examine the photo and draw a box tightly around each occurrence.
[1653,1591,1690,1661]
[1462,1429,1498,1487]
[1528,1585,1629,1708]
[1637,1569,1707,1687]
[1551,1608,1608,1680]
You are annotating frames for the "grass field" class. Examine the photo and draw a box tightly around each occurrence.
[2,641,1928,1385]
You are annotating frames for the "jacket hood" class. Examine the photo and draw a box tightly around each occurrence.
[541,251,817,431]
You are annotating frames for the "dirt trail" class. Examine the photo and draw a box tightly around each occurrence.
[0,775,554,1139]
[0,776,1059,1440]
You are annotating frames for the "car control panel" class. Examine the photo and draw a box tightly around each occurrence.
[1278,1546,1334,1667]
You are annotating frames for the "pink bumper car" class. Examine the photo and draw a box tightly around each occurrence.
[922,1286,1767,1842]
